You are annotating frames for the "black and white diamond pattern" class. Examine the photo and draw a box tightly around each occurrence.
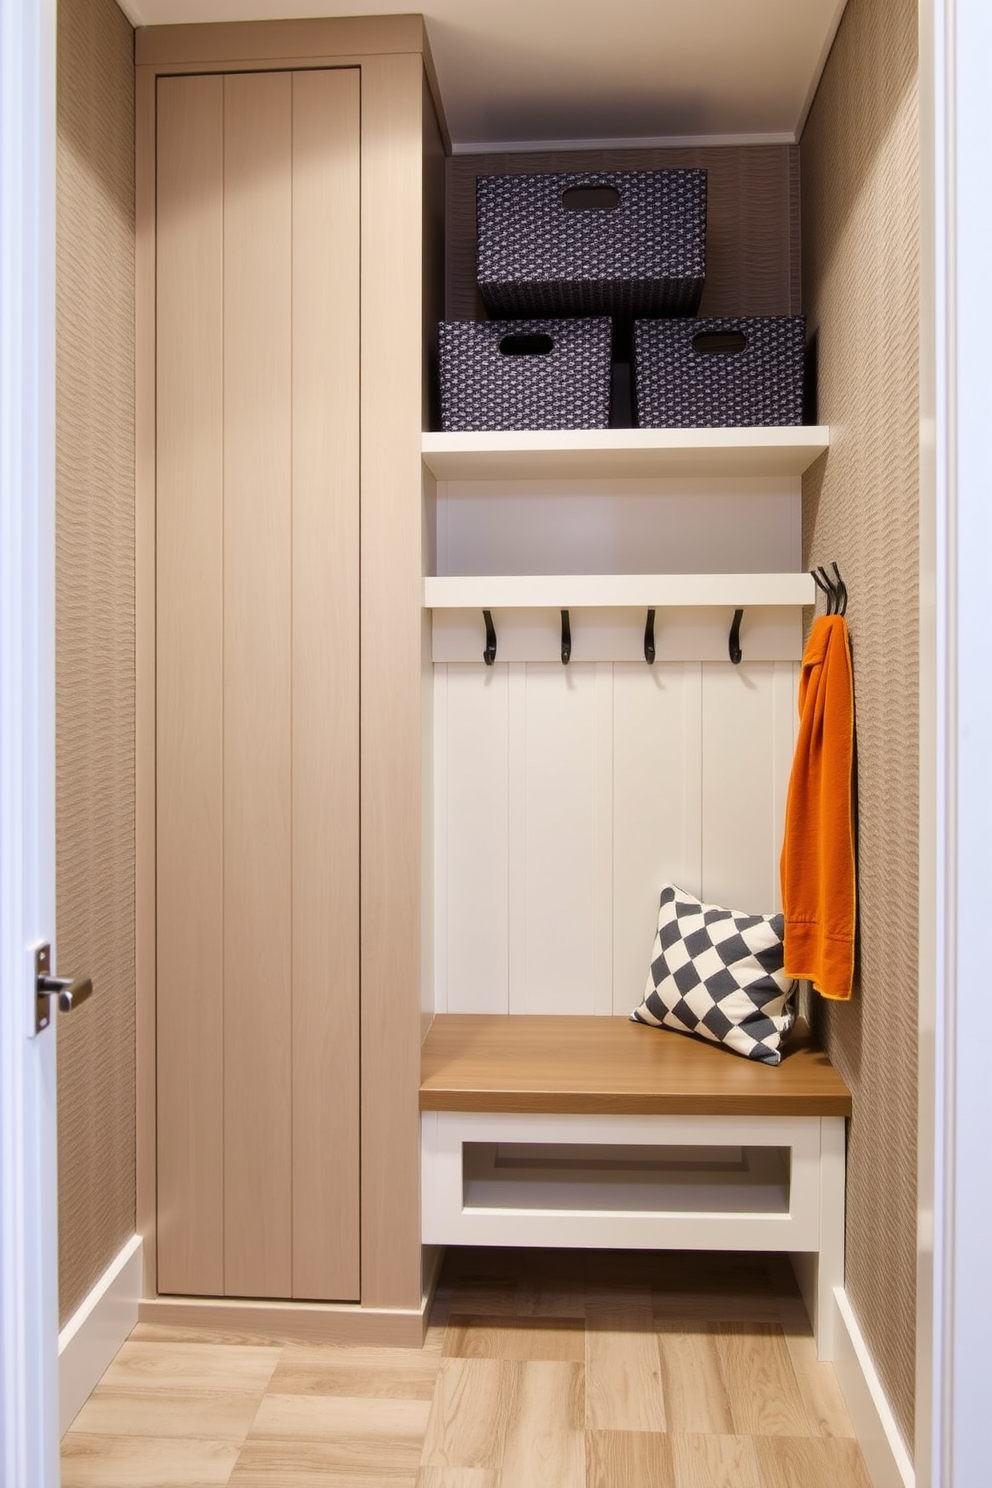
[632,884,796,1066]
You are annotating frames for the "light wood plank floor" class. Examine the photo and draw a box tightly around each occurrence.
[61,1249,872,1488]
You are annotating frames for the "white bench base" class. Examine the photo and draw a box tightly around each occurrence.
[422,1108,845,1359]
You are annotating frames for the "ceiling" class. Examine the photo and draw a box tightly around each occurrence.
[119,0,849,152]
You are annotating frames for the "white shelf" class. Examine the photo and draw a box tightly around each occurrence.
[424,572,816,610]
[462,1141,790,1216]
[422,426,830,482]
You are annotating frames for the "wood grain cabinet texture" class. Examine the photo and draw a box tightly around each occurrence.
[140,18,443,1325]
[156,67,361,1304]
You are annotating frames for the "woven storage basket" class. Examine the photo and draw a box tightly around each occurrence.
[633,316,807,428]
[438,318,612,432]
[476,170,706,321]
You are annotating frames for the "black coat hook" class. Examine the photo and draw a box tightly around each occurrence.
[482,609,497,666]
[812,563,848,617]
[644,608,656,664]
[830,562,848,616]
[729,608,743,665]
[560,609,571,665]
[812,566,833,610]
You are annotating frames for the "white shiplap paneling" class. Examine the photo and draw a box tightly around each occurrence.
[700,661,798,912]
[520,663,604,1013]
[436,659,799,1015]
[612,663,702,1014]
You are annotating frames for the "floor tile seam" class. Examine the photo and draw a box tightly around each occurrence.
[257,1389,435,1405]
[60,1428,247,1449]
[228,1439,427,1471]
[96,1373,282,1396]
[261,1386,440,1402]
[246,1392,431,1428]
[81,1380,275,1397]
[243,1433,432,1451]
[237,1435,430,1451]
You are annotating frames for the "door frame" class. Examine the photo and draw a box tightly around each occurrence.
[918,0,992,1484]
[0,0,60,1479]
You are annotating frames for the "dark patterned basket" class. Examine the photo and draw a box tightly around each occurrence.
[438,318,612,432]
[476,170,706,321]
[633,316,807,428]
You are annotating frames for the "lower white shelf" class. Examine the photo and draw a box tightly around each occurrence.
[462,1141,790,1217]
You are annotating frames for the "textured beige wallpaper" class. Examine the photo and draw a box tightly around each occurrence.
[801,0,919,1448]
[56,0,136,1325]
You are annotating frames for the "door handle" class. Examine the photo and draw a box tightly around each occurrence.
[35,943,93,1033]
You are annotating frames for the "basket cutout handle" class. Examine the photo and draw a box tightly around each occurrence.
[498,332,555,357]
[561,184,620,212]
[692,330,749,356]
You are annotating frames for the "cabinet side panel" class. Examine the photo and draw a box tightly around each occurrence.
[155,74,225,1296]
[222,71,294,1300]
[360,54,426,1311]
[290,67,361,1302]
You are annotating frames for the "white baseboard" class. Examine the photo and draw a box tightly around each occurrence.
[831,1286,915,1488]
[58,1234,142,1436]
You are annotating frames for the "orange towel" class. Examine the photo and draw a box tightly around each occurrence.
[780,613,856,1000]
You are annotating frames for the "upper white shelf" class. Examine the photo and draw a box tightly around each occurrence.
[422,426,830,482]
[424,572,816,609]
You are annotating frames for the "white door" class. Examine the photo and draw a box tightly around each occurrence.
[0,0,61,1482]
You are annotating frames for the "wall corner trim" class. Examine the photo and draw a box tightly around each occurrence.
[58,1234,142,1437]
[831,1286,915,1488]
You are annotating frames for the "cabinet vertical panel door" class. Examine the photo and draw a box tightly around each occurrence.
[156,74,225,1297]
[290,68,361,1302]
[155,69,361,1302]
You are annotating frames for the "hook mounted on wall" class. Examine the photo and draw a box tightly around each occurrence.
[482,609,497,666]
[560,609,572,665]
[728,608,744,665]
[644,609,656,664]
[812,562,848,616]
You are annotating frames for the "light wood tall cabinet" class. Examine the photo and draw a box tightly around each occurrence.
[136,18,445,1335]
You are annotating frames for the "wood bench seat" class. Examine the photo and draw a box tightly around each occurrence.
[420,1013,852,1117]
[420,1014,850,1359]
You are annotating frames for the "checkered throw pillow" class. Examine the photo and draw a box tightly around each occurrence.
[631,884,796,1065]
